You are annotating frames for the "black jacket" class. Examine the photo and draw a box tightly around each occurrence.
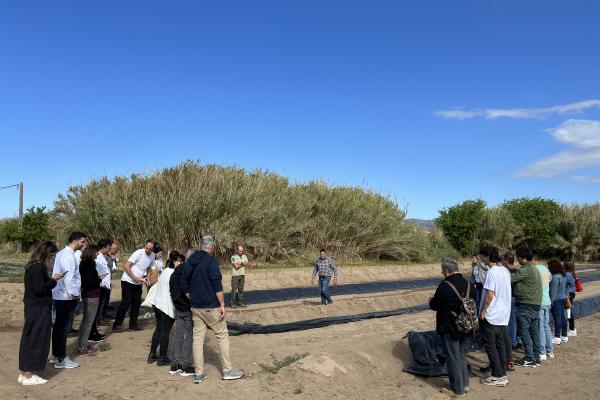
[180,250,223,309]
[79,259,101,296]
[170,267,191,312]
[429,273,476,340]
[23,262,57,306]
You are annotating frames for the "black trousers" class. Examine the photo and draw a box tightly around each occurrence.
[52,299,77,360]
[569,293,576,331]
[95,287,111,323]
[19,305,53,371]
[480,319,507,378]
[150,306,175,357]
[113,281,143,328]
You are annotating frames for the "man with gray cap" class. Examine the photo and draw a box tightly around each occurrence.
[181,236,245,384]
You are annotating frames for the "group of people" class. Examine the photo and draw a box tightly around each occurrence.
[430,244,580,398]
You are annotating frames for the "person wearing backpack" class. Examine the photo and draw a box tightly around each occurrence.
[429,257,476,398]
[478,246,512,387]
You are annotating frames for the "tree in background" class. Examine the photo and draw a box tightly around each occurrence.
[435,199,486,255]
[555,204,600,261]
[0,206,52,251]
[476,207,522,251]
[501,197,563,257]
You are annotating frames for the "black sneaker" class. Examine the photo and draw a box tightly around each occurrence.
[515,358,537,368]
[147,353,158,364]
[129,325,143,331]
[238,303,248,308]
[169,364,182,375]
[229,303,237,308]
[157,357,171,366]
[180,366,196,377]
[535,359,541,367]
[112,324,125,332]
[88,333,105,343]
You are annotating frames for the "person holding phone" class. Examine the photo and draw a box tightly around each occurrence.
[18,241,64,385]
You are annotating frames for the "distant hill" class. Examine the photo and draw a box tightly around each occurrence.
[406,219,436,231]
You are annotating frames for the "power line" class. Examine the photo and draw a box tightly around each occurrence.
[0,183,20,191]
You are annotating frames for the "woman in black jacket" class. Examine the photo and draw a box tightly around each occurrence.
[78,245,105,355]
[18,241,64,386]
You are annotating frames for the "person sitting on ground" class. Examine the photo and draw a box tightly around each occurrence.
[509,243,543,368]
[78,245,104,356]
[169,251,194,376]
[564,261,577,337]
[429,257,475,398]
[535,259,554,361]
[18,241,64,386]
[478,246,512,387]
[548,259,569,345]
[229,244,249,308]
[147,250,178,366]
[181,235,245,383]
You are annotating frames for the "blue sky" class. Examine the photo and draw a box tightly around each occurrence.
[1,1,599,220]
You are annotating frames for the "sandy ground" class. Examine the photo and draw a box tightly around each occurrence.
[1,263,600,399]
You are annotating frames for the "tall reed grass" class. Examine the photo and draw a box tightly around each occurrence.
[53,161,437,263]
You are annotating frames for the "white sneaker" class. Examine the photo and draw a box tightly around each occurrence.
[567,329,577,337]
[547,352,555,359]
[539,354,547,361]
[552,337,561,345]
[561,336,569,344]
[22,374,48,386]
[48,355,57,364]
[54,356,80,369]
[17,374,25,384]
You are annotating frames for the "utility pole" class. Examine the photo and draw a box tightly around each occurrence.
[16,182,24,253]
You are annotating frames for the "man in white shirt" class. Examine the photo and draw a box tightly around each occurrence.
[92,239,113,338]
[113,240,156,331]
[478,246,512,387]
[51,231,87,369]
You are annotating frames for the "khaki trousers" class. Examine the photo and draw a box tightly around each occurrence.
[191,308,232,374]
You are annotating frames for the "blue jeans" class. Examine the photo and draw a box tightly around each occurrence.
[551,299,568,338]
[538,305,553,355]
[318,276,332,305]
[516,303,541,361]
[507,297,517,347]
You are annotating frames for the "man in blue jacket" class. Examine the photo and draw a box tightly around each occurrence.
[181,236,245,384]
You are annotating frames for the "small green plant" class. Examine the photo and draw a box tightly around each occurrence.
[259,352,309,374]
[293,384,304,394]
[97,341,111,352]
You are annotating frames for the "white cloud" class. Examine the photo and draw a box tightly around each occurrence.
[571,176,600,184]
[436,99,600,120]
[514,119,600,179]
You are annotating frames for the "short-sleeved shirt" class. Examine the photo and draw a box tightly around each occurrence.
[121,248,156,285]
[481,265,512,326]
[535,264,552,306]
[230,254,248,276]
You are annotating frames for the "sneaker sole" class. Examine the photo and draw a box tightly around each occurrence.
[22,380,48,385]
[194,377,208,384]
[169,370,182,375]
[222,376,244,380]
[54,364,79,369]
[180,372,195,377]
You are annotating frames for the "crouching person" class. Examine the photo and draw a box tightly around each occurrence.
[429,257,477,398]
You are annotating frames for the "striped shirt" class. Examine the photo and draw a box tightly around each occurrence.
[312,256,338,278]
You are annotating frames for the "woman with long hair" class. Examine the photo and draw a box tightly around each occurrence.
[18,241,64,385]
[78,244,104,355]
[564,262,577,337]
[548,259,568,345]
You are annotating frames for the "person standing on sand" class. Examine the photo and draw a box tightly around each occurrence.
[312,249,338,305]
[429,257,475,398]
[51,231,87,369]
[112,240,156,332]
[181,235,245,384]
[18,241,64,385]
[230,244,249,308]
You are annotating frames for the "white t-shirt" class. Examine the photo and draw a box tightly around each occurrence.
[95,253,112,289]
[121,248,156,285]
[480,265,512,326]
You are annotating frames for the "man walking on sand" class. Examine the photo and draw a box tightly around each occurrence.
[181,236,245,384]
[312,249,338,305]
[230,244,249,308]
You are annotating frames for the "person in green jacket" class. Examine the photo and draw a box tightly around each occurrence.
[508,244,542,368]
